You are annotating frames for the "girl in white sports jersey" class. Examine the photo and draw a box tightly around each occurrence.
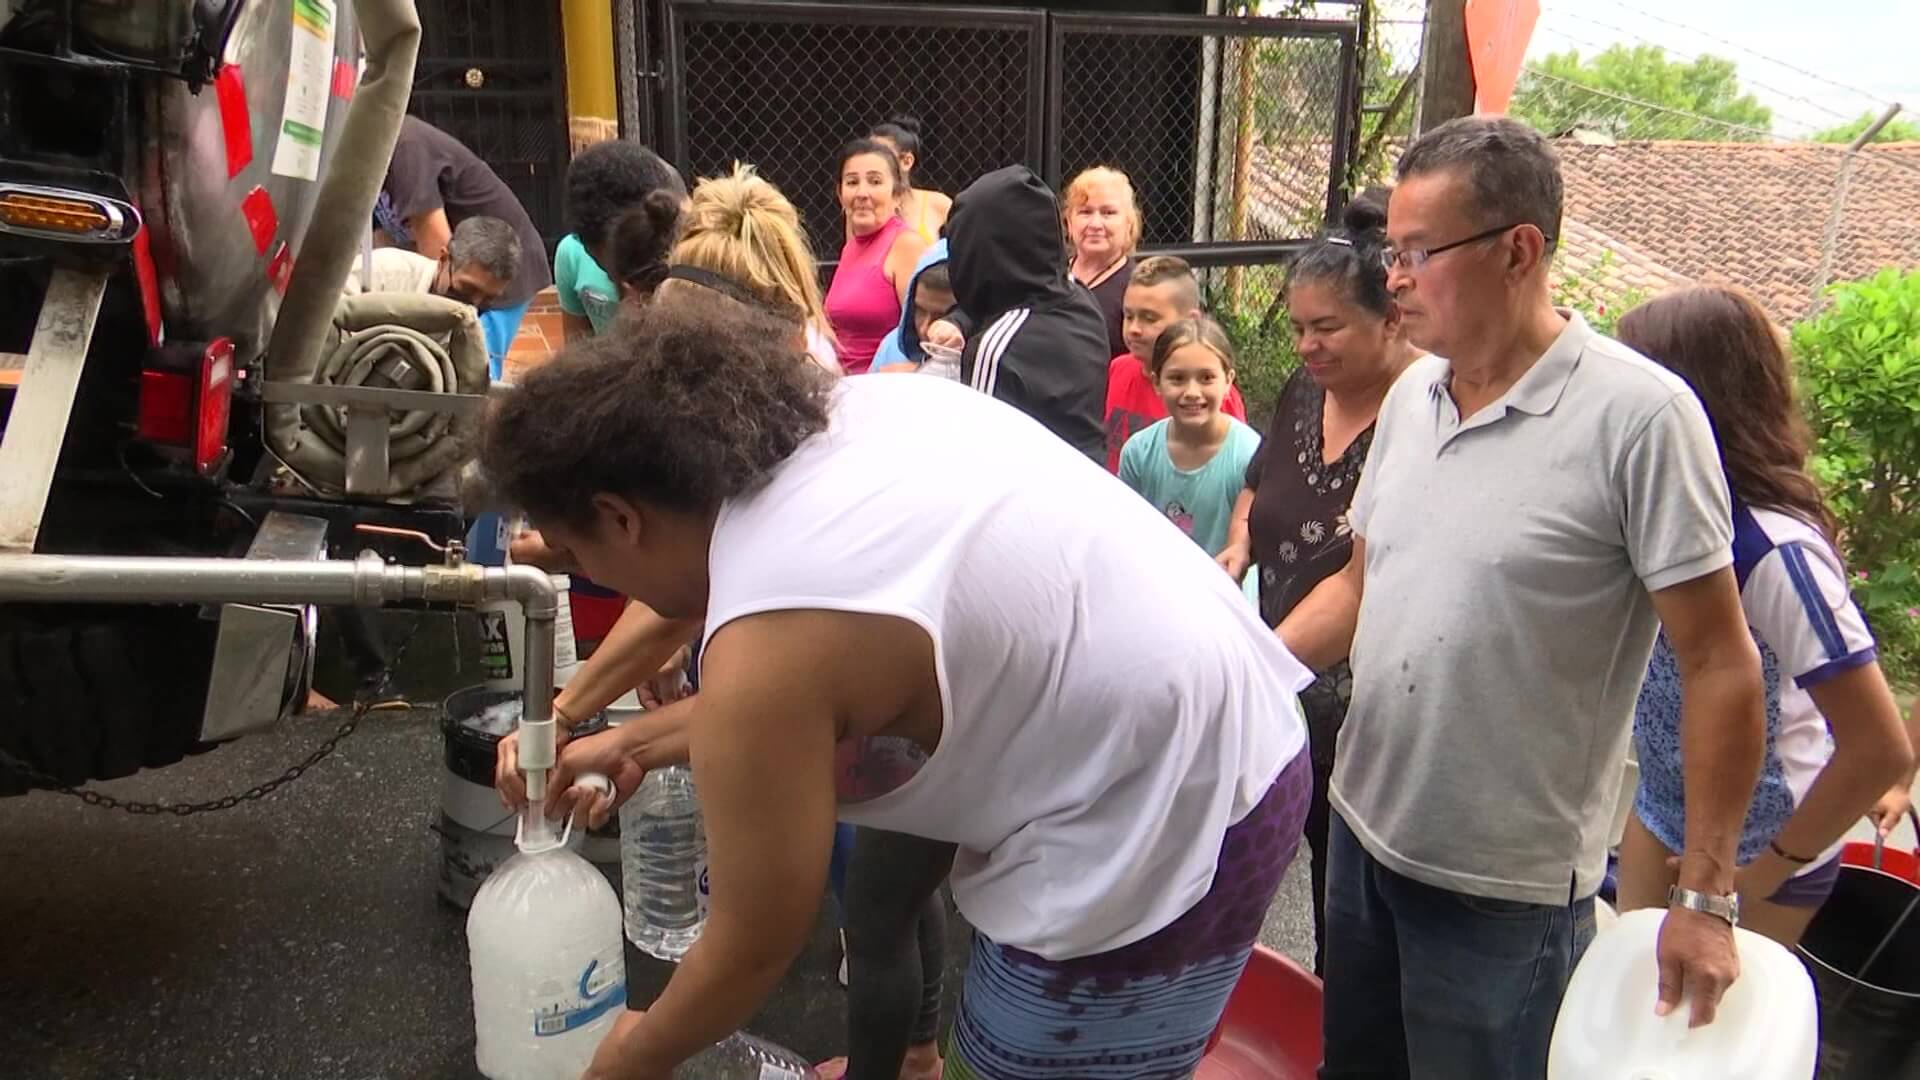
[1614,286,1913,945]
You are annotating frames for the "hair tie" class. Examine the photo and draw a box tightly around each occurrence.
[666,265,762,306]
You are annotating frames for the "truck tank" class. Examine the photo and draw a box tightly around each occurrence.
[137,0,362,361]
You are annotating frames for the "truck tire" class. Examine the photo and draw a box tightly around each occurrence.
[0,605,219,792]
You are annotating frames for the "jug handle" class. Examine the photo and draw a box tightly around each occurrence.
[512,772,613,853]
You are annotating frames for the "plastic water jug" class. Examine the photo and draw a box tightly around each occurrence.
[480,573,580,692]
[1548,908,1817,1080]
[620,764,708,960]
[678,1032,814,1079]
[468,805,627,1079]
[920,341,962,381]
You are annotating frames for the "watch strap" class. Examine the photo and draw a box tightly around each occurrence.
[1668,884,1740,927]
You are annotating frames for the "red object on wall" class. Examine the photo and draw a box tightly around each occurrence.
[332,58,357,100]
[130,224,164,345]
[267,241,293,295]
[215,64,253,178]
[240,186,278,255]
[1465,0,1540,116]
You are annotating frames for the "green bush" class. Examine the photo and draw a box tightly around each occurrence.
[1208,267,1300,426]
[1794,267,1920,684]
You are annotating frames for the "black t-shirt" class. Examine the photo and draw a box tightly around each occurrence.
[382,116,551,307]
[1244,367,1374,629]
[1081,256,1133,358]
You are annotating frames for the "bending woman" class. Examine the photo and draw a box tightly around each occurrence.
[1613,285,1913,945]
[487,292,1312,1079]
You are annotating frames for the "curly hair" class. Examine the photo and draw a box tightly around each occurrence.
[608,190,686,300]
[564,140,686,248]
[481,292,833,523]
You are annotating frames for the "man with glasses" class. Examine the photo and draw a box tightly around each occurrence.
[1278,116,1766,1079]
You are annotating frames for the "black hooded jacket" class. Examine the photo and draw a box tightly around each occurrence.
[948,166,1109,462]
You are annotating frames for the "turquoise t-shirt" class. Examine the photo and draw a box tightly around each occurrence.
[1119,417,1262,558]
[553,233,622,335]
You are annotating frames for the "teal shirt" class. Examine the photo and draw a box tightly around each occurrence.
[553,233,622,335]
[1119,417,1262,558]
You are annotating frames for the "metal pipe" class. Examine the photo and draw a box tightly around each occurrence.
[1810,102,1904,309]
[0,551,559,796]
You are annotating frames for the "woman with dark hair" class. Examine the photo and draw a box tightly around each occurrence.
[557,140,687,339]
[869,115,951,244]
[1216,189,1415,972]
[1613,285,1912,946]
[486,292,1311,1080]
[826,139,930,374]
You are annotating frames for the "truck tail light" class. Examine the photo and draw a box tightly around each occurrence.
[0,188,125,237]
[137,338,233,475]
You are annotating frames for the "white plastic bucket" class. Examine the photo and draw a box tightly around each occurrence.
[1549,908,1817,1079]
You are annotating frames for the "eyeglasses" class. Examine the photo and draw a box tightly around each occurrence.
[1379,223,1553,272]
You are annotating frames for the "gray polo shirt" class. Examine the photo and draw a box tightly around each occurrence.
[1334,312,1732,905]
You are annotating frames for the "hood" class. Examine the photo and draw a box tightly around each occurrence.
[947,166,1075,318]
[884,238,950,363]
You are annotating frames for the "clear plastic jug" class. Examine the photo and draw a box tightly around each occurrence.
[676,1031,814,1078]
[468,808,627,1079]
[1548,907,1817,1080]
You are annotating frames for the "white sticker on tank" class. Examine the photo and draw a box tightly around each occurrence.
[270,0,338,181]
[759,1065,806,1080]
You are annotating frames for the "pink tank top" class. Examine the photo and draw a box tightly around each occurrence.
[825,216,905,375]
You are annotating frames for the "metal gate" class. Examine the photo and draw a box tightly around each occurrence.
[658,0,1046,257]
[640,0,1360,265]
[411,0,572,249]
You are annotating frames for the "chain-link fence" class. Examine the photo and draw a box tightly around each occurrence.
[1050,14,1356,252]
[664,2,1046,260]
[653,1,1361,267]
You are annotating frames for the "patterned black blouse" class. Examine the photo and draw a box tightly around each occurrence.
[1244,367,1375,630]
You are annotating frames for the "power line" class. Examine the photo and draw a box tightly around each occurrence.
[1531,25,1824,138]
[1518,66,1783,142]
[1520,24,1804,137]
[1575,0,1897,107]
[1547,10,1862,125]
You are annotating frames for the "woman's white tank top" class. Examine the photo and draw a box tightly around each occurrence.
[704,375,1309,959]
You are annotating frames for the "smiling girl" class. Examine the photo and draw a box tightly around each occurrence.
[1118,318,1260,558]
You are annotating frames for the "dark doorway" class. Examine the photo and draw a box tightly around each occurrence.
[411,0,571,250]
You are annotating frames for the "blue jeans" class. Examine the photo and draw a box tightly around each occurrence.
[1320,811,1595,1080]
[479,299,531,382]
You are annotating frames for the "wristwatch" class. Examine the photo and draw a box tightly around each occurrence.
[1668,885,1741,927]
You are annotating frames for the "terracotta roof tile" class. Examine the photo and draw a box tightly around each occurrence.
[1554,140,1920,322]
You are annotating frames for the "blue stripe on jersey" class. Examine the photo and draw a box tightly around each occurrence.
[1777,541,1848,660]
[1729,500,1773,590]
[1795,646,1878,689]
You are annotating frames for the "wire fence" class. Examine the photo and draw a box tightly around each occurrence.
[651,0,1365,314]
[665,4,1046,260]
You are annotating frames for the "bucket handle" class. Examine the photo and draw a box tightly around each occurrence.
[1873,806,1920,872]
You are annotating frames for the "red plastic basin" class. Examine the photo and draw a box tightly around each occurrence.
[1196,945,1323,1080]
[1841,839,1919,885]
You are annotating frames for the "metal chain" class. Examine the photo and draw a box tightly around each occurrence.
[1,620,424,816]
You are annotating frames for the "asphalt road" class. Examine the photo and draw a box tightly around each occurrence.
[0,650,1316,1080]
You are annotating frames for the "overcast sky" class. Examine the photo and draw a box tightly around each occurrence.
[1527,0,1920,137]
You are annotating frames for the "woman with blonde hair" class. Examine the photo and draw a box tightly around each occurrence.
[615,163,842,373]
[1063,165,1143,356]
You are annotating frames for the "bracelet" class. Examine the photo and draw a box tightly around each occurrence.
[1769,839,1816,865]
[550,700,579,732]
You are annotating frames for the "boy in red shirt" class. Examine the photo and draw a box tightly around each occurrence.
[1103,255,1246,473]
